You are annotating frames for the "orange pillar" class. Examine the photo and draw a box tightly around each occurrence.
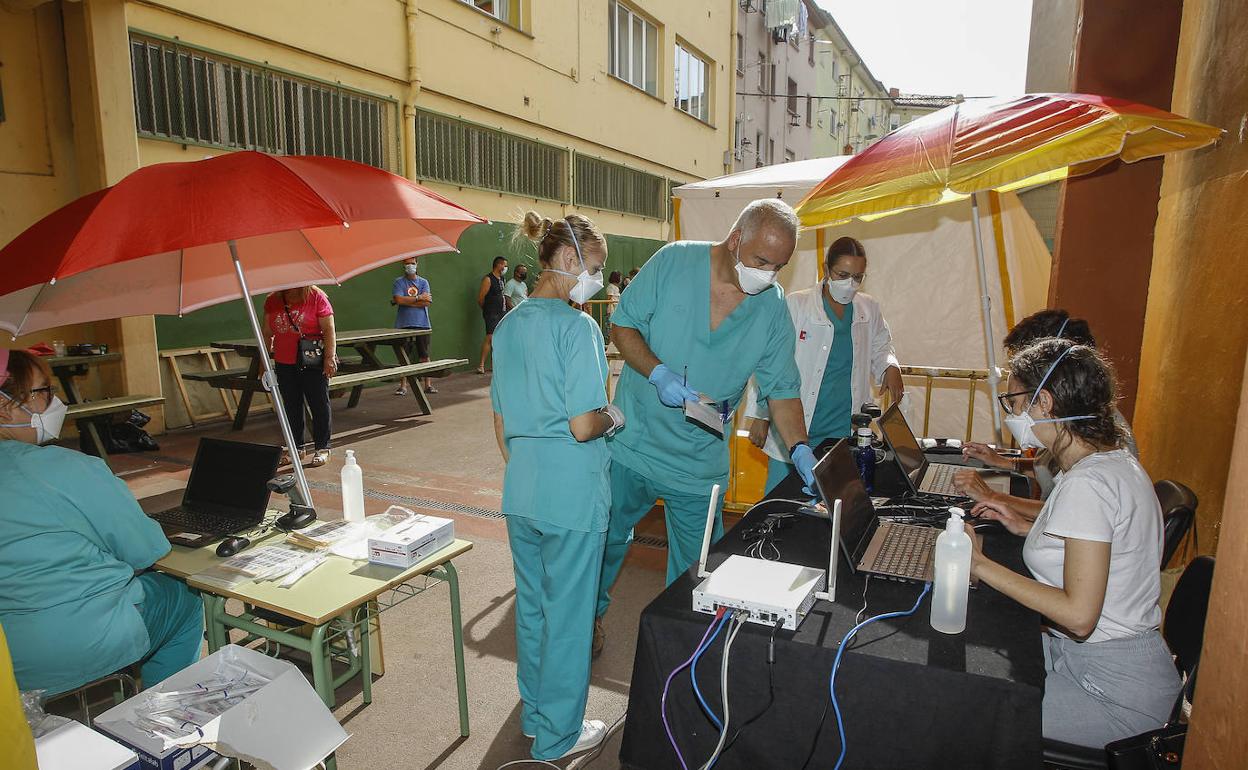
[1047,0,1182,421]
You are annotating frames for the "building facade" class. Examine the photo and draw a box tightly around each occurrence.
[732,0,909,170]
[0,0,735,429]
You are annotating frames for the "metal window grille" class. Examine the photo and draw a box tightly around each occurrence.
[129,35,398,171]
[574,153,665,220]
[415,110,569,202]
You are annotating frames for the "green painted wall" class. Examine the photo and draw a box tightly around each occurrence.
[155,223,666,362]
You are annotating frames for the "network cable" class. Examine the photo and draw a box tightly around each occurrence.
[722,617,783,753]
[690,612,733,729]
[662,608,728,770]
[829,582,933,770]
[698,613,747,770]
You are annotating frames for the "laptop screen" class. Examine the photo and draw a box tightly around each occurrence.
[183,439,281,516]
[878,403,927,485]
[812,440,876,560]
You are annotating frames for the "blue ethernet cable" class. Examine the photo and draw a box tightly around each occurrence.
[828,582,933,770]
[690,610,732,730]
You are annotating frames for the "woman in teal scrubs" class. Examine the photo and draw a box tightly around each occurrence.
[491,212,624,761]
[0,350,203,695]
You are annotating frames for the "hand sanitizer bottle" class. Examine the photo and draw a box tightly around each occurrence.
[341,449,365,524]
[930,507,972,634]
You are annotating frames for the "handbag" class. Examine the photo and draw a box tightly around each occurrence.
[1105,664,1195,770]
[284,298,324,369]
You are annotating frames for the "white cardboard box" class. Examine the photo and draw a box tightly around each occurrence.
[34,720,141,770]
[367,514,455,568]
[94,645,348,770]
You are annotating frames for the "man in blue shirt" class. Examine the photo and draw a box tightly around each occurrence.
[393,257,435,394]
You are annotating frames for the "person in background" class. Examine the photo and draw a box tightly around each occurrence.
[621,267,639,292]
[504,264,530,309]
[491,212,623,760]
[595,199,814,656]
[604,270,622,340]
[477,256,509,374]
[392,257,437,396]
[263,286,337,467]
[967,339,1179,748]
[744,236,903,491]
[955,309,1138,515]
[0,350,203,697]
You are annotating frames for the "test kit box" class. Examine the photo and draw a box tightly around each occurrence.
[367,514,455,568]
[34,720,141,770]
[94,644,348,770]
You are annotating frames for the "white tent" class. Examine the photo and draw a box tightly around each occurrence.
[673,157,1052,442]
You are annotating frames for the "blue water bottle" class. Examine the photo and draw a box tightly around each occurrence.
[855,426,876,494]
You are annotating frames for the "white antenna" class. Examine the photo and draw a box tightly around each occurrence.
[696,484,722,579]
[815,498,841,602]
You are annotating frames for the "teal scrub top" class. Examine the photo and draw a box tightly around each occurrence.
[609,241,801,493]
[490,298,611,533]
[0,442,171,694]
[807,295,854,444]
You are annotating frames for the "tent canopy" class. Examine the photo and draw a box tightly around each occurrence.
[673,158,1052,442]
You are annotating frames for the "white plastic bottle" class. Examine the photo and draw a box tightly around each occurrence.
[341,449,365,524]
[930,507,972,634]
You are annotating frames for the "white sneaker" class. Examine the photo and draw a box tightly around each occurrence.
[555,720,607,759]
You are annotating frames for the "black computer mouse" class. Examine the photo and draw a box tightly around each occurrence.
[216,535,251,558]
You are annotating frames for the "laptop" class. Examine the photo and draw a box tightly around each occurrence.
[148,438,282,547]
[877,403,1011,498]
[812,440,939,583]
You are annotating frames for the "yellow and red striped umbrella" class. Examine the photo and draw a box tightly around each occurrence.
[795,93,1222,227]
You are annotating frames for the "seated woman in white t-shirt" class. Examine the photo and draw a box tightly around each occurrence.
[968,339,1180,749]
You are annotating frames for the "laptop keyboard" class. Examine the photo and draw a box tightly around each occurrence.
[151,507,250,535]
[869,524,939,580]
[922,463,961,496]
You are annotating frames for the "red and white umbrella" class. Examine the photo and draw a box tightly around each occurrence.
[0,151,487,505]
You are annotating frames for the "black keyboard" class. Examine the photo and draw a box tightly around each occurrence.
[151,507,252,535]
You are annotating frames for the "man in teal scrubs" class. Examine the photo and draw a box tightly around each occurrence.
[596,199,817,649]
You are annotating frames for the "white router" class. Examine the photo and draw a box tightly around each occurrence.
[691,484,842,631]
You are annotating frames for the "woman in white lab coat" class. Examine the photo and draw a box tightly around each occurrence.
[744,237,904,491]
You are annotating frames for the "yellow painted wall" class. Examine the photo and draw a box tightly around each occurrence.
[1133,0,1248,557]
[2,0,731,436]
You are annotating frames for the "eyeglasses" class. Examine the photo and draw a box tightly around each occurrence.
[829,269,867,282]
[996,389,1033,415]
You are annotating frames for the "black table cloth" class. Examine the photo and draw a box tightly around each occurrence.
[619,451,1044,769]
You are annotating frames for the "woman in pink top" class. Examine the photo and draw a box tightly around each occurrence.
[263,287,338,466]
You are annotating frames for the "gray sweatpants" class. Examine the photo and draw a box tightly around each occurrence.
[1043,630,1182,748]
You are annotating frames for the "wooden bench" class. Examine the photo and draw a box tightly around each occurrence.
[66,395,165,465]
[328,359,467,415]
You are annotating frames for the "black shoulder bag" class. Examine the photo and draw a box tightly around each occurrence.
[284,298,325,369]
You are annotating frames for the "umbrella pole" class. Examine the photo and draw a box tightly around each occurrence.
[969,194,1004,444]
[227,240,316,512]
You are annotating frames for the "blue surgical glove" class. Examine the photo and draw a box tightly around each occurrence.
[791,443,817,495]
[648,363,699,408]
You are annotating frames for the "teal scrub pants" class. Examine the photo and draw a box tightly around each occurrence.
[596,461,725,618]
[765,457,793,494]
[507,516,606,760]
[135,572,203,687]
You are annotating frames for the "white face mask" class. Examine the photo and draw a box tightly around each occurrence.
[1,390,68,444]
[404,264,418,276]
[733,245,779,295]
[826,276,861,305]
[1003,348,1095,450]
[548,223,605,304]
[500,266,508,276]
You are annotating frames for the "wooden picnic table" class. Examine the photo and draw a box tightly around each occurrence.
[47,352,164,463]
[210,328,465,430]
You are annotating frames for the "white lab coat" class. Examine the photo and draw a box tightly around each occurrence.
[743,286,900,462]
